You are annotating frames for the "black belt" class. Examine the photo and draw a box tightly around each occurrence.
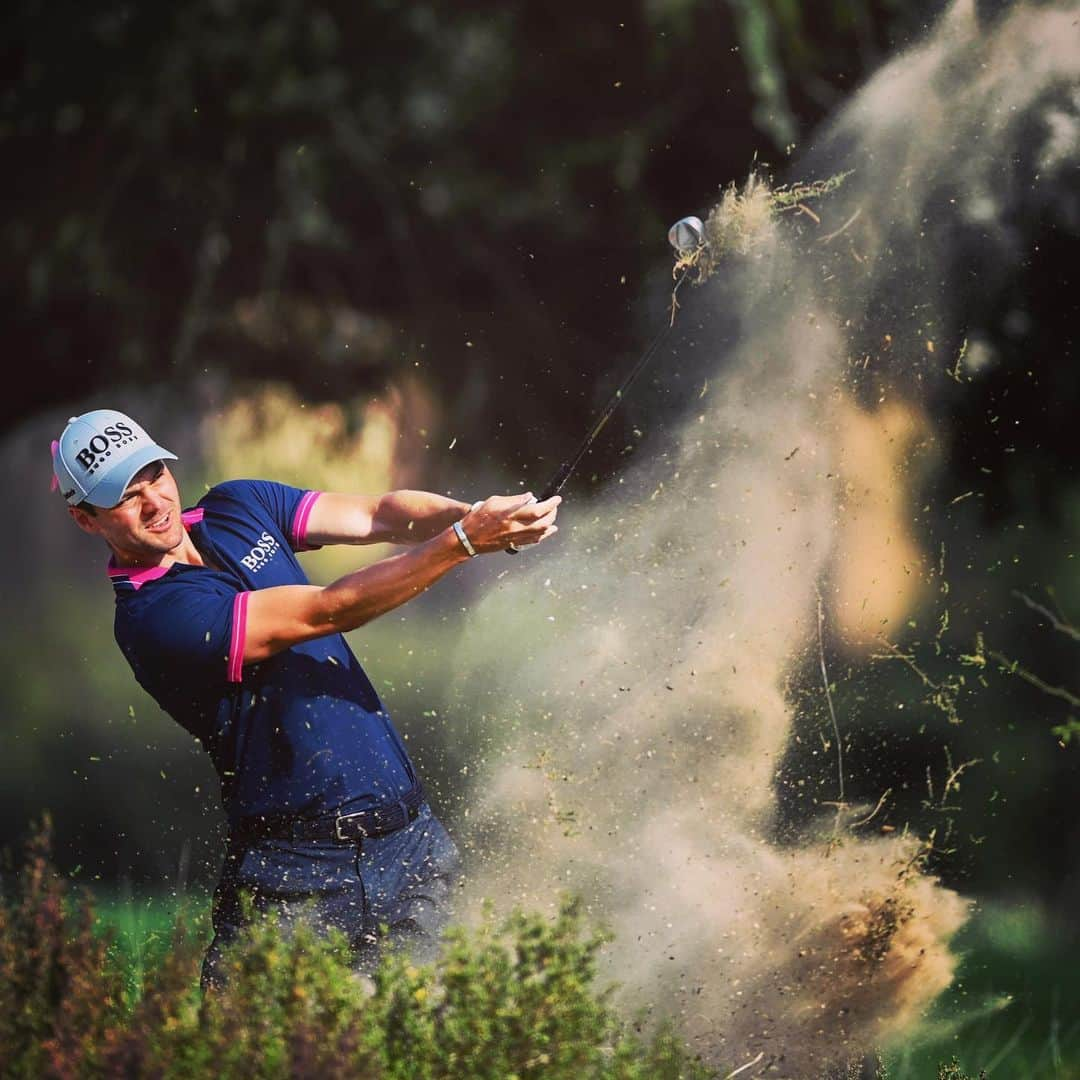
[231,784,425,845]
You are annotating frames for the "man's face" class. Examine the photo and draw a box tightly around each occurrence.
[70,461,186,564]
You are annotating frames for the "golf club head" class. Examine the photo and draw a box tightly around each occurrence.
[668,215,705,254]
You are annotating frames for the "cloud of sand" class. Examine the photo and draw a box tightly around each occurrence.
[444,2,1080,1073]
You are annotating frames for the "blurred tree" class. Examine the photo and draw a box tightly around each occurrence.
[3,0,922,478]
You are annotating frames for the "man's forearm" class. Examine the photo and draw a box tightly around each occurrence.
[242,491,561,664]
[244,527,471,662]
[371,490,472,544]
[321,525,470,628]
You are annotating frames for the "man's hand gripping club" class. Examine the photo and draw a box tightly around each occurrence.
[456,492,560,555]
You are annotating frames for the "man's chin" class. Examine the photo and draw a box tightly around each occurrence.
[140,527,184,556]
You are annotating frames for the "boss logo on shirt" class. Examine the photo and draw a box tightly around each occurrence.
[241,531,281,572]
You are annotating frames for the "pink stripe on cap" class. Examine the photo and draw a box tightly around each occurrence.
[50,440,60,492]
[291,490,322,550]
[228,590,250,683]
[181,508,205,527]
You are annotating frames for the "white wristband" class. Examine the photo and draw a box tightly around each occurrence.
[453,519,478,557]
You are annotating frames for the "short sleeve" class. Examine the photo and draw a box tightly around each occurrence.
[207,479,323,552]
[117,575,249,687]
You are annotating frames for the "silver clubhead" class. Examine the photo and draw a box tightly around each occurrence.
[667,215,705,254]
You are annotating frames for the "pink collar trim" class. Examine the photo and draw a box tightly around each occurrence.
[108,560,172,589]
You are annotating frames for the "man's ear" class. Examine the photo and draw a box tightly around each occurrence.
[69,505,100,536]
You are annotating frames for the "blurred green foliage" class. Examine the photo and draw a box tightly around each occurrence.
[1,819,715,1079]
[881,902,1080,1078]
[6,819,1076,1077]
[4,0,919,464]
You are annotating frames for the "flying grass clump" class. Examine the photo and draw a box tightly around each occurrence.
[674,169,853,285]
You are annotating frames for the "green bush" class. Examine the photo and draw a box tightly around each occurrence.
[5,819,999,1079]
[0,813,126,1078]
[0,819,712,1079]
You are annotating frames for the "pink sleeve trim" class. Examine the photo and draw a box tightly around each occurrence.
[290,490,323,551]
[227,591,250,683]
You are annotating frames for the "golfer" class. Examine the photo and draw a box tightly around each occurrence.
[51,408,560,989]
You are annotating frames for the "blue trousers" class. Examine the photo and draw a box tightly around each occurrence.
[201,803,460,991]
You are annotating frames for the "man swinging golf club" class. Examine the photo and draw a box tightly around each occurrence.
[52,408,560,989]
[50,217,701,990]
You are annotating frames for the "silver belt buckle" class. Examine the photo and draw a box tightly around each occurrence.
[334,811,368,842]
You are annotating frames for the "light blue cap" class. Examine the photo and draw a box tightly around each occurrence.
[52,409,177,508]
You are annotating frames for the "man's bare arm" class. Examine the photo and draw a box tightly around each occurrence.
[242,493,560,664]
[303,491,473,547]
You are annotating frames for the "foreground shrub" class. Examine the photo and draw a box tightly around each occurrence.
[367,898,709,1079]
[0,819,712,1079]
[0,814,126,1078]
[102,907,375,1078]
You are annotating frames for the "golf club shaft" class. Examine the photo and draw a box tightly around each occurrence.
[507,265,693,554]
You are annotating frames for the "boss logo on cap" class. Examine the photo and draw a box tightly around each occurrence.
[74,422,139,475]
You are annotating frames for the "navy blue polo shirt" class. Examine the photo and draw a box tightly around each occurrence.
[109,479,418,826]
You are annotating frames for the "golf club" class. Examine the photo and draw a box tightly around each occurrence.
[507,215,707,554]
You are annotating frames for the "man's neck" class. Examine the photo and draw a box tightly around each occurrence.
[168,532,212,568]
[111,531,208,570]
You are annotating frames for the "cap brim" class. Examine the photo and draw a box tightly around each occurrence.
[83,444,179,508]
